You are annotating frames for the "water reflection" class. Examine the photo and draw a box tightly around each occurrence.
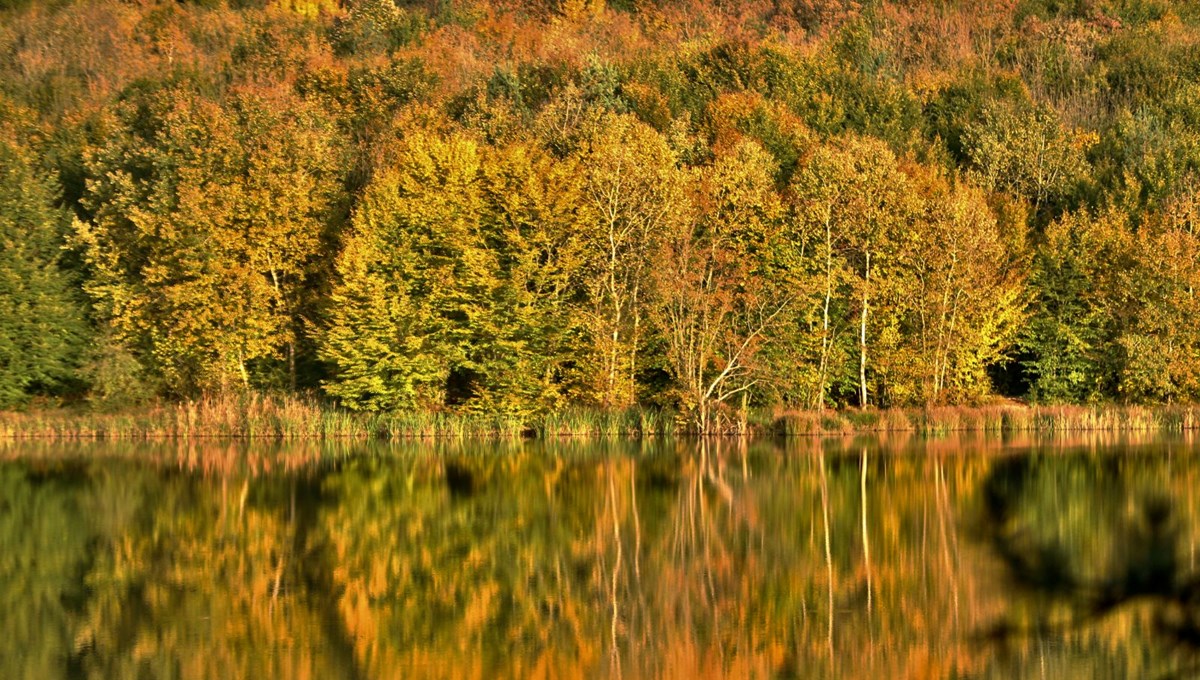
[977,454,1200,679]
[0,433,1197,678]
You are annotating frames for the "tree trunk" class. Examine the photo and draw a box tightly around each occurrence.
[288,340,297,392]
[607,216,622,408]
[817,213,833,411]
[629,280,640,408]
[238,350,250,389]
[859,251,871,408]
[739,390,749,436]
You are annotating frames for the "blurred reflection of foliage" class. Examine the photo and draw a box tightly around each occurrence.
[0,464,92,680]
[978,452,1200,679]
[1,436,1199,678]
[72,450,348,679]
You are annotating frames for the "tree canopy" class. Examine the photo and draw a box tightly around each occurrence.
[4,0,1200,421]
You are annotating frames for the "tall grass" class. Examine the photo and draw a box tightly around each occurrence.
[0,394,679,441]
[763,404,1200,437]
[4,396,1200,441]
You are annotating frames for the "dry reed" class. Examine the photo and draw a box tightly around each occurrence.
[4,396,1200,442]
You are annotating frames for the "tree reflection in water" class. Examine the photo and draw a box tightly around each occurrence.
[0,434,1197,678]
[978,453,1200,679]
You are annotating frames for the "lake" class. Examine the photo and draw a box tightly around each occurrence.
[1,432,1198,679]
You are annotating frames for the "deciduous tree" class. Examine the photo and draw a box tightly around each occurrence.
[652,140,789,431]
[577,114,687,408]
[75,87,343,394]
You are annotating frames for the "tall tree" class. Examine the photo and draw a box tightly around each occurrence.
[792,136,917,408]
[652,140,790,431]
[577,114,687,408]
[0,134,88,407]
[322,129,600,416]
[788,142,854,410]
[1119,183,1200,402]
[321,127,487,411]
[901,171,1027,404]
[473,139,592,414]
[1023,208,1133,403]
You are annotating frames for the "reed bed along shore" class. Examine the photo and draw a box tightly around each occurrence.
[0,394,674,441]
[763,404,1200,437]
[3,394,1200,441]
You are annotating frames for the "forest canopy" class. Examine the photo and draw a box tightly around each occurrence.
[3,0,1200,426]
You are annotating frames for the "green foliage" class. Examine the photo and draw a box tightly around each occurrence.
[80,333,156,409]
[321,128,483,411]
[0,135,87,408]
[772,48,923,151]
[75,85,345,395]
[322,129,588,415]
[1023,209,1133,402]
[924,71,1029,163]
[0,466,93,679]
[1092,92,1200,218]
[963,99,1092,219]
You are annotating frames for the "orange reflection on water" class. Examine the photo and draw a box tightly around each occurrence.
[0,434,1195,678]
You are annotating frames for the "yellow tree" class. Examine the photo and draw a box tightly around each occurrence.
[74,87,343,394]
[788,143,854,410]
[1120,183,1200,401]
[577,114,687,408]
[234,88,345,389]
[791,136,917,408]
[903,171,1027,404]
[962,101,1092,217]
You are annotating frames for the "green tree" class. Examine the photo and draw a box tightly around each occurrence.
[963,100,1092,218]
[1024,209,1133,402]
[323,130,595,416]
[0,134,87,407]
[320,127,487,411]
[473,139,592,414]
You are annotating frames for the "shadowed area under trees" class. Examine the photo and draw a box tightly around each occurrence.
[5,0,1200,429]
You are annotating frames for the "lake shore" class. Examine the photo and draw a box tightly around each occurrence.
[4,394,1200,441]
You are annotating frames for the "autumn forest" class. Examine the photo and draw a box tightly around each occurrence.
[4,0,1200,430]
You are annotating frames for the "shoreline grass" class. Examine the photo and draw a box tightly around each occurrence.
[0,394,678,441]
[761,403,1200,437]
[4,394,1200,441]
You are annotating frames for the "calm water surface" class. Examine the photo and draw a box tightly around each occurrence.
[2,433,1199,679]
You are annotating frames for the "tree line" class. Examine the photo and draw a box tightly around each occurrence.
[3,0,1200,427]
